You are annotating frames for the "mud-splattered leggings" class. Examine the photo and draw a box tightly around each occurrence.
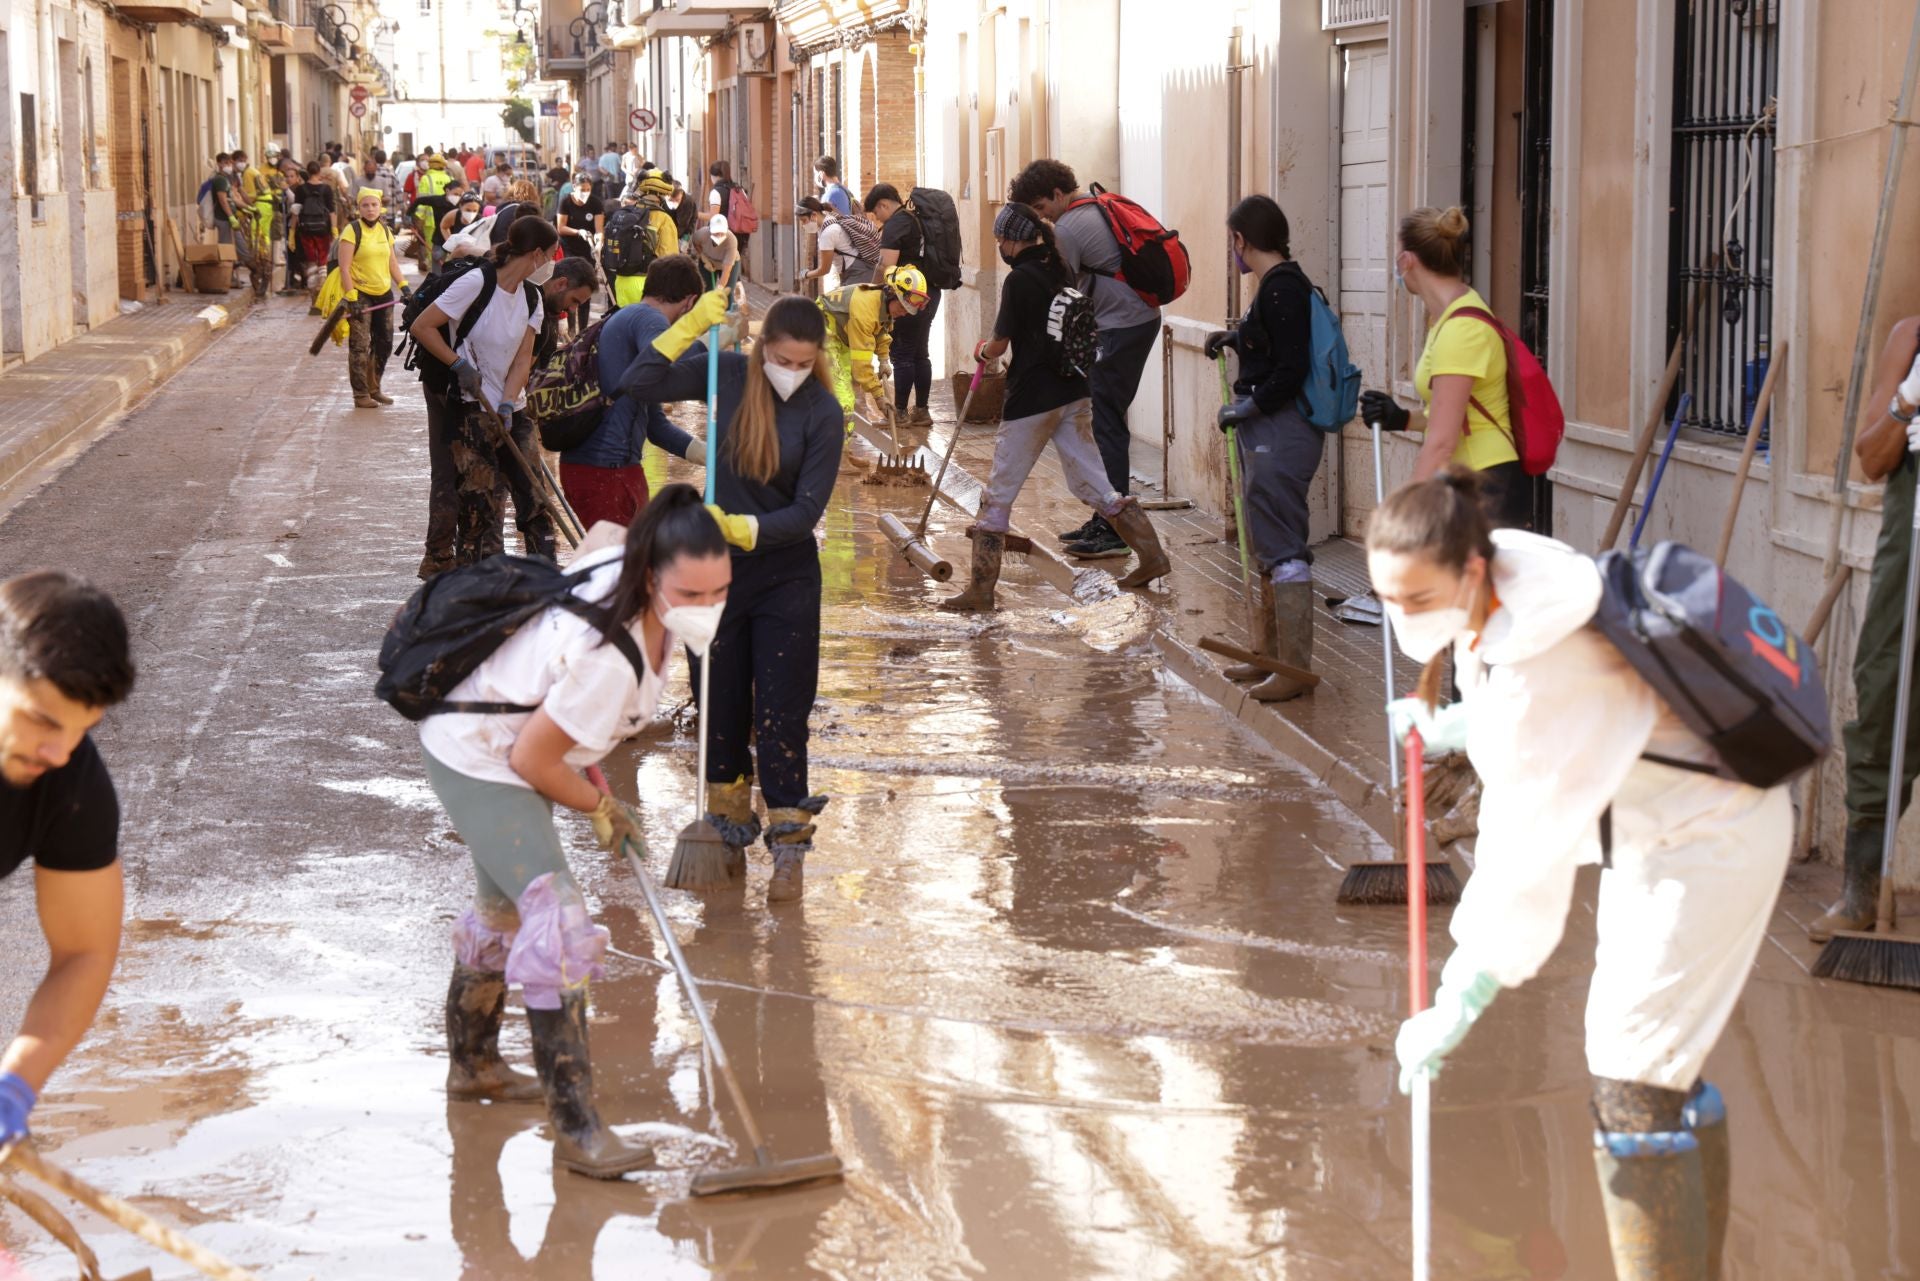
[704,541,821,810]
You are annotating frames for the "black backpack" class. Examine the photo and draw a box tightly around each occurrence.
[396,259,540,397]
[903,187,963,290]
[296,185,333,233]
[375,555,645,720]
[1019,261,1096,380]
[601,205,659,278]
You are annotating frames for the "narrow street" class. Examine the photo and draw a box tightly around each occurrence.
[0,298,1917,1280]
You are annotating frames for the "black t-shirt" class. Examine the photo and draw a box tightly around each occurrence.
[880,208,922,270]
[557,193,604,257]
[994,247,1090,420]
[0,736,119,881]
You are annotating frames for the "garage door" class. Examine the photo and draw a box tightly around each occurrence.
[1339,41,1391,389]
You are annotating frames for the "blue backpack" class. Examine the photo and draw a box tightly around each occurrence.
[1297,285,1362,431]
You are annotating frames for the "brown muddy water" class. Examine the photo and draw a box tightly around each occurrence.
[0,301,1917,1279]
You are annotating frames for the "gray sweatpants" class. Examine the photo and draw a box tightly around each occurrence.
[979,398,1120,531]
[1236,404,1325,574]
[422,746,581,925]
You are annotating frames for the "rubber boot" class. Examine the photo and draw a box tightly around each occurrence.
[939,531,1004,612]
[445,964,543,1102]
[765,804,820,904]
[1592,1129,1711,1280]
[1685,1084,1730,1279]
[705,776,760,880]
[1809,823,1883,942]
[527,991,652,1178]
[1224,578,1277,681]
[1109,502,1172,589]
[369,367,395,405]
[1250,581,1315,703]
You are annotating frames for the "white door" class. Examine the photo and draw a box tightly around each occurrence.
[1339,41,1391,389]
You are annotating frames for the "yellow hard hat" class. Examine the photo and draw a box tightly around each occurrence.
[885,264,929,314]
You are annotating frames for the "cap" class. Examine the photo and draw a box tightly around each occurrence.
[709,214,730,237]
[993,203,1041,244]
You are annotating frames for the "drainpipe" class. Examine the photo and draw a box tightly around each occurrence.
[1225,24,1245,323]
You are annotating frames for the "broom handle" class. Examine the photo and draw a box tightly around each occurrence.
[706,327,719,505]
[695,649,711,816]
[1373,422,1400,793]
[1218,357,1253,582]
[914,363,984,539]
[1629,393,1691,553]
[1406,730,1431,1281]
[1874,501,1920,931]
[586,766,773,1163]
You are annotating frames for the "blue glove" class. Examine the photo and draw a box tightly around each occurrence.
[450,356,483,400]
[495,402,515,423]
[1217,395,1258,430]
[0,1072,36,1146]
[1396,963,1502,1093]
[1386,696,1470,755]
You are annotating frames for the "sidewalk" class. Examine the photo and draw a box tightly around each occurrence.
[0,289,255,506]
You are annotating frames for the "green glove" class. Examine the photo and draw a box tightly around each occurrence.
[705,503,758,551]
[1395,956,1501,1093]
[651,289,734,362]
[1386,696,1470,755]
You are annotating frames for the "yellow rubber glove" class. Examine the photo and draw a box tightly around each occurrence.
[705,504,759,551]
[651,289,735,362]
[589,793,643,854]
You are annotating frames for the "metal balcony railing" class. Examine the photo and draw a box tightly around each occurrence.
[1323,0,1388,29]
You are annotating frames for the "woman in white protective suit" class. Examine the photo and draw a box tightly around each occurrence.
[1367,469,1790,1281]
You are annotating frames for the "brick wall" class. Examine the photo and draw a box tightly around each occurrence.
[872,32,917,193]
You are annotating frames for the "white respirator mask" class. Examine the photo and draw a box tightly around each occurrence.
[1384,602,1470,663]
[661,602,725,656]
[764,363,810,401]
[527,259,555,287]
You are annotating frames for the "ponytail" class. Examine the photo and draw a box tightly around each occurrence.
[1366,467,1495,710]
[599,484,728,641]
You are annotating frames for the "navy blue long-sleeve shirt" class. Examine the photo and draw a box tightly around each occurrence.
[1232,261,1315,414]
[619,346,844,554]
[562,300,698,469]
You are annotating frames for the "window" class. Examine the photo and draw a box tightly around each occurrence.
[419,0,430,15]
[827,63,843,166]
[1667,0,1778,439]
[19,94,37,200]
[82,60,100,188]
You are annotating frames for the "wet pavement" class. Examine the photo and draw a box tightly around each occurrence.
[0,295,1918,1279]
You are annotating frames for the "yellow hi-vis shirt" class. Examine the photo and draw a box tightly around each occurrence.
[343,218,396,298]
[818,284,892,394]
[1416,288,1519,472]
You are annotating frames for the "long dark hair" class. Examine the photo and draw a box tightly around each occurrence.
[1366,467,1495,709]
[599,484,728,642]
[729,297,831,484]
[1228,195,1291,258]
[491,215,557,267]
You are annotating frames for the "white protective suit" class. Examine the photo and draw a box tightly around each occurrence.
[1446,530,1791,1090]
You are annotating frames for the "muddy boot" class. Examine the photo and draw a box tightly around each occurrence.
[527,991,652,1178]
[765,799,825,904]
[939,530,1004,612]
[1109,502,1172,589]
[369,369,395,406]
[705,776,760,880]
[1592,1129,1711,1280]
[1685,1083,1730,1278]
[1250,581,1315,703]
[446,964,543,1102]
[1224,579,1277,680]
[1810,823,1883,942]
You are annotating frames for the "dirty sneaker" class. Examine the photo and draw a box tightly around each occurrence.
[1064,521,1129,561]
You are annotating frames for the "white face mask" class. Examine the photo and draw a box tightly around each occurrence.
[527,259,555,287]
[1383,581,1474,662]
[572,189,590,202]
[765,363,810,401]
[661,601,725,656]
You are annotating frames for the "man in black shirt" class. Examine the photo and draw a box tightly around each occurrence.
[866,183,942,426]
[0,571,135,1150]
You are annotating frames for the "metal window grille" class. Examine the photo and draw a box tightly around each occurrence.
[1667,0,1778,439]
[1323,0,1389,29]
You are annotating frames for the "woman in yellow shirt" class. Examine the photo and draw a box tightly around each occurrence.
[1360,206,1532,529]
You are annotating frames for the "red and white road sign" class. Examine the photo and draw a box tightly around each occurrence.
[350,84,371,103]
[557,101,574,118]
[349,100,368,119]
[629,107,657,133]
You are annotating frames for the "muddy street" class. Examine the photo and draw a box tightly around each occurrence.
[0,298,1916,1280]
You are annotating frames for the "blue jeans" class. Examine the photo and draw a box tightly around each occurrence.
[1090,318,1162,494]
[889,287,941,411]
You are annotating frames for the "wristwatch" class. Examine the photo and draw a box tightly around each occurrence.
[1892,393,1917,425]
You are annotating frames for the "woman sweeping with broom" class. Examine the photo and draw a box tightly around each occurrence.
[621,290,845,904]
[418,486,730,1179]
[1367,470,1790,1281]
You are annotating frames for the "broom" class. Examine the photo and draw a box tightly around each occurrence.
[663,325,735,891]
[1813,487,1920,990]
[1337,417,1462,908]
[1404,729,1433,1281]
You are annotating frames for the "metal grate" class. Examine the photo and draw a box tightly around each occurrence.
[1667,0,1778,439]
[1323,0,1389,30]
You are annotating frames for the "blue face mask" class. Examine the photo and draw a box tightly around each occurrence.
[1233,250,1249,276]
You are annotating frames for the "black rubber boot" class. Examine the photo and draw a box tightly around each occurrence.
[445,964,543,1102]
[1592,1129,1711,1280]
[1685,1083,1730,1278]
[1810,824,1883,942]
[527,991,652,1178]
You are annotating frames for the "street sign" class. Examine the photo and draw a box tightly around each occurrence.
[349,84,371,103]
[629,107,656,133]
[349,100,368,119]
[539,101,558,117]
[557,101,574,118]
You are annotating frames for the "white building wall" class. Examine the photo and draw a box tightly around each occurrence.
[379,0,521,152]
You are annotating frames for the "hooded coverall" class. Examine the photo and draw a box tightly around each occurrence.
[817,284,892,419]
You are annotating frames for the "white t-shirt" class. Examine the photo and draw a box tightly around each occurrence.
[817,220,856,288]
[418,548,674,788]
[481,174,507,201]
[706,186,723,212]
[435,265,545,409]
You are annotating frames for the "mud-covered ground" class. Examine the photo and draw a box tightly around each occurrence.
[0,297,1916,1280]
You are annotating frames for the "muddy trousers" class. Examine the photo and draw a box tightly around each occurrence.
[703,541,822,811]
[888,288,940,412]
[1090,318,1161,495]
[1235,404,1325,574]
[1846,453,1920,828]
[346,290,394,397]
[450,403,557,567]
[421,386,459,575]
[978,398,1121,531]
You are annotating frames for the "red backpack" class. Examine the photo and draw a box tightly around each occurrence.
[1448,306,1565,477]
[724,183,760,235]
[1065,183,1190,308]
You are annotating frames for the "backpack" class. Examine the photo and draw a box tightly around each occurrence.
[1298,284,1362,432]
[722,182,760,234]
[601,205,659,277]
[1448,306,1566,476]
[903,187,963,290]
[396,258,540,398]
[526,313,615,452]
[831,213,882,280]
[1591,541,1830,788]
[1018,261,1096,380]
[297,186,333,234]
[374,556,645,720]
[1066,183,1190,307]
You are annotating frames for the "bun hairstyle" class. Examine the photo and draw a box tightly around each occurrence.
[491,214,558,266]
[1398,205,1471,278]
[1366,466,1496,709]
[600,483,727,639]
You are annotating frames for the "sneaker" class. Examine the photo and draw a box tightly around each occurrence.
[1064,524,1129,560]
[1057,516,1099,543]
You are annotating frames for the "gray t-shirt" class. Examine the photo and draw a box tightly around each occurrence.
[1053,199,1161,330]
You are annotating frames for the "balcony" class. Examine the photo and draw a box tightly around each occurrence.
[117,0,201,20]
[1322,0,1388,29]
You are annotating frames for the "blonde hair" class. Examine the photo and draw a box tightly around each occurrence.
[725,296,832,485]
[506,179,539,207]
[1398,205,1471,279]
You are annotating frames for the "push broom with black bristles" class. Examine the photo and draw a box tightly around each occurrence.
[664,327,736,892]
[1813,489,1920,991]
[1337,417,1461,908]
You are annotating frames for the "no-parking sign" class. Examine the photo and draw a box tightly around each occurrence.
[629,107,657,132]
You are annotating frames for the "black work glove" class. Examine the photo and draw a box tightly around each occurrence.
[1360,389,1411,433]
[1203,329,1238,361]
[1217,396,1258,431]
